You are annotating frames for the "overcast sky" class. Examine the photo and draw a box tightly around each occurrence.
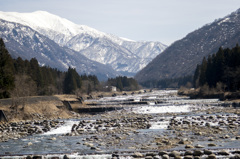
[1,0,240,45]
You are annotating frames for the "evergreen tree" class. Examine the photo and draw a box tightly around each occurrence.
[63,67,82,94]
[199,57,208,86]
[0,38,15,98]
[193,64,200,88]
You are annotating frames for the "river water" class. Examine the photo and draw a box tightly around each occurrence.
[0,90,240,158]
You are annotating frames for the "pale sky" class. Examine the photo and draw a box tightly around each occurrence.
[1,0,240,45]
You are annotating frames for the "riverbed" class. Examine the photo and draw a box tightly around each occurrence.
[0,90,240,159]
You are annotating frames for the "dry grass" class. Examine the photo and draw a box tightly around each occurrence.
[0,95,75,122]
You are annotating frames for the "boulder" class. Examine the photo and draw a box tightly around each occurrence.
[204,149,213,155]
[207,154,216,159]
[193,150,203,156]
[169,151,180,157]
[158,151,168,156]
[218,150,230,156]
[162,154,170,159]
[208,143,217,147]
[132,152,144,158]
[184,151,193,156]
[185,145,194,149]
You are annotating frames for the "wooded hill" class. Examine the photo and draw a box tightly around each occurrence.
[0,38,140,100]
[0,38,99,99]
[193,44,240,91]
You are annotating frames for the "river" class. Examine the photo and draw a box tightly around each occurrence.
[1,90,240,158]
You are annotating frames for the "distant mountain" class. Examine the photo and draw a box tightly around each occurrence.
[0,11,167,75]
[0,19,119,80]
[135,8,240,83]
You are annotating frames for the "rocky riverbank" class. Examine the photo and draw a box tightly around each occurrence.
[0,90,240,158]
[0,120,65,142]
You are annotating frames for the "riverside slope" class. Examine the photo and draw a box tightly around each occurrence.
[0,11,167,76]
[135,8,240,83]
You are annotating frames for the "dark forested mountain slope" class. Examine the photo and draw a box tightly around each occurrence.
[135,8,240,83]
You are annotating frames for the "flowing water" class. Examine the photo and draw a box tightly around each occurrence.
[0,90,240,158]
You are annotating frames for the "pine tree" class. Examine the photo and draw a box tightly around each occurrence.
[63,67,81,94]
[193,64,200,88]
[0,38,15,98]
[199,57,208,86]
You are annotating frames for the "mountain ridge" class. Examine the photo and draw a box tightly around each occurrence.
[0,11,167,75]
[135,8,240,83]
[0,19,119,80]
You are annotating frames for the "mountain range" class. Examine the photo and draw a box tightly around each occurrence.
[135,8,240,83]
[0,11,167,79]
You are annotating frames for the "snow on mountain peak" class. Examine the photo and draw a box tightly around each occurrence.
[0,10,167,75]
[0,11,107,39]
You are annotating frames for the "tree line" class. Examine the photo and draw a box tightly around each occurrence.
[107,76,140,91]
[139,76,193,89]
[0,38,99,99]
[193,44,240,91]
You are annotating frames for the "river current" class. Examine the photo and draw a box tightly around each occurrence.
[1,90,239,158]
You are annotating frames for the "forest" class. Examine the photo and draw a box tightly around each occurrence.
[0,38,99,99]
[107,76,140,91]
[193,44,240,92]
[139,76,193,89]
[0,38,140,99]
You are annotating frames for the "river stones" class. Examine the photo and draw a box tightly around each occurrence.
[207,154,216,159]
[0,119,65,142]
[193,150,203,156]
[218,150,230,156]
[195,144,204,148]
[169,151,180,157]
[184,156,193,159]
[208,143,217,147]
[204,149,213,155]
[132,152,144,158]
[159,151,168,156]
[184,151,193,156]
[162,154,170,159]
[63,155,69,159]
[185,145,194,149]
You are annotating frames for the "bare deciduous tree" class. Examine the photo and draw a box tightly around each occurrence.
[10,74,37,113]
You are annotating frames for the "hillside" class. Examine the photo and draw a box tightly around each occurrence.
[0,11,167,76]
[0,19,119,80]
[135,8,240,83]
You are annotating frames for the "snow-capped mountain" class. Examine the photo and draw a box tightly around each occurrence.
[135,8,240,83]
[0,11,167,75]
[0,19,119,80]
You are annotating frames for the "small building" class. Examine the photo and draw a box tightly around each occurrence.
[111,86,117,92]
[105,86,117,92]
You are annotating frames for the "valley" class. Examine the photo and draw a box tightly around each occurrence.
[1,5,240,159]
